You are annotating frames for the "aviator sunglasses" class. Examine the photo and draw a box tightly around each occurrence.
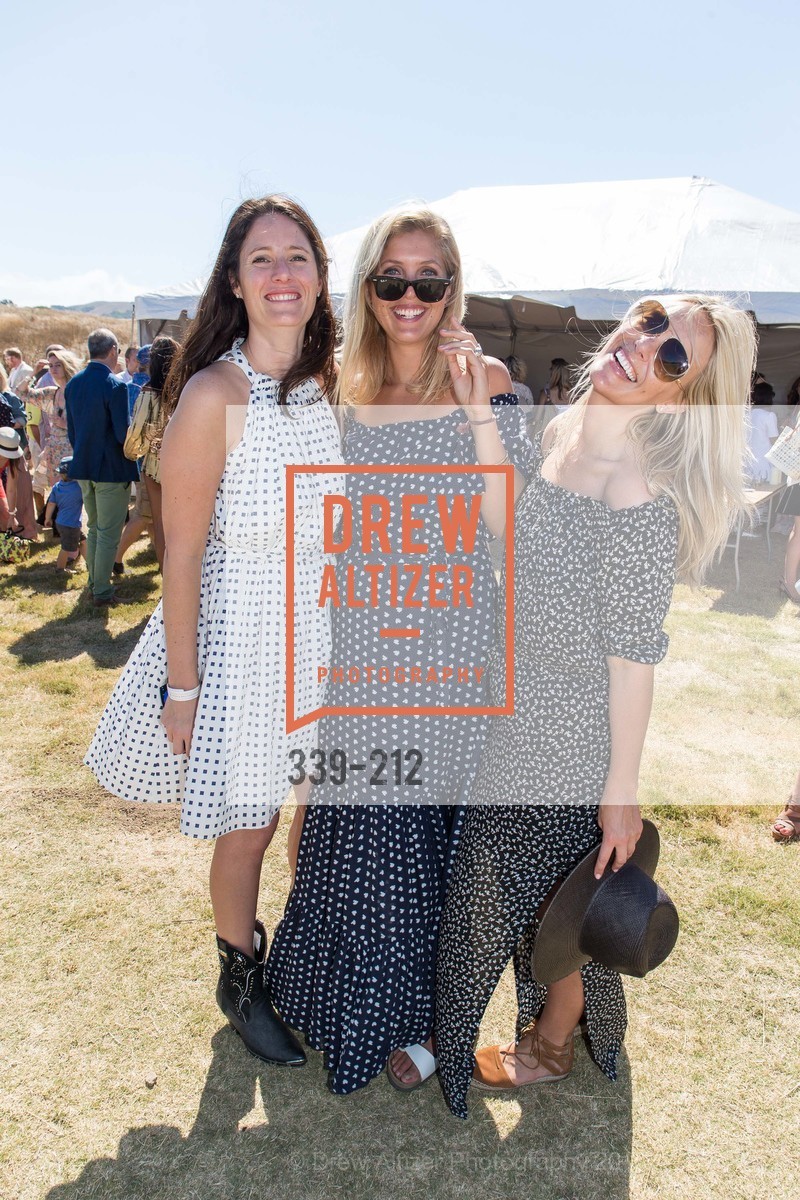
[368,274,453,304]
[623,299,691,382]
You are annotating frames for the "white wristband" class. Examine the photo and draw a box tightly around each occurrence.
[167,684,201,702]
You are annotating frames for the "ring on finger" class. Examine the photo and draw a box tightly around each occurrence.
[473,343,483,356]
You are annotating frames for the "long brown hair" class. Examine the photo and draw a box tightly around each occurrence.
[163,195,336,414]
[147,336,179,394]
[548,357,571,404]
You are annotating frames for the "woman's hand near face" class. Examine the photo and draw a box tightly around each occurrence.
[438,321,491,416]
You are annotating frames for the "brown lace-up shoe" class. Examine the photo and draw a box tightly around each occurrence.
[471,1019,574,1091]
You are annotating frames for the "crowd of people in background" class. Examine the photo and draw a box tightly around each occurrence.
[0,332,177,597]
[3,337,800,584]
[4,329,797,847]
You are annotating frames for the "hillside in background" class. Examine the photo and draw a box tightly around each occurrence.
[0,307,134,367]
[53,300,133,319]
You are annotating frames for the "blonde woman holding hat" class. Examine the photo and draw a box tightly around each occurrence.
[434,294,757,1118]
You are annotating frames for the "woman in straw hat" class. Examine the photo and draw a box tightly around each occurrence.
[23,349,80,490]
[0,426,37,542]
[431,294,756,1118]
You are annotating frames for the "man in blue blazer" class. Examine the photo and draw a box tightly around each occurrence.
[66,329,138,608]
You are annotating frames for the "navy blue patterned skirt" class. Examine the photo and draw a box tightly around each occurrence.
[266,803,458,1092]
[265,400,534,1092]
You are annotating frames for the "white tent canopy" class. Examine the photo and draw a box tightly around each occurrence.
[134,278,206,321]
[134,179,800,388]
[326,177,800,324]
[327,177,800,395]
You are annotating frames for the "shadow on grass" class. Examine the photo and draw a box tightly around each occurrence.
[8,607,152,668]
[2,531,160,668]
[0,533,159,596]
[45,1028,632,1200]
[707,530,789,618]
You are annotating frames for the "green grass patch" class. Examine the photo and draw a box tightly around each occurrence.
[1,515,798,1200]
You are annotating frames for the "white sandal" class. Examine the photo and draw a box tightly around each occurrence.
[386,1042,437,1091]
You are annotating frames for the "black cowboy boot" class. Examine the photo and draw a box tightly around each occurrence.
[215,920,306,1066]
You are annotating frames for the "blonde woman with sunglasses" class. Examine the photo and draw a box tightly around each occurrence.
[432,295,756,1118]
[265,206,534,1096]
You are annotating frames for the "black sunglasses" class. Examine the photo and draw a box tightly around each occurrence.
[624,300,691,382]
[368,275,453,304]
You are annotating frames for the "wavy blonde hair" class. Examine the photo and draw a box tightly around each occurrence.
[48,349,81,383]
[337,206,465,406]
[554,295,757,585]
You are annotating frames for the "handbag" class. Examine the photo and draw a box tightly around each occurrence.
[124,387,161,462]
[765,424,800,480]
[0,529,31,564]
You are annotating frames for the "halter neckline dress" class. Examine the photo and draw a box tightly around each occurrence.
[85,338,343,838]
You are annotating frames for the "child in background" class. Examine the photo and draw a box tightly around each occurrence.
[45,456,86,574]
[127,344,151,416]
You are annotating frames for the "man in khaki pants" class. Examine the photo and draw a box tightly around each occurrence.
[65,329,139,608]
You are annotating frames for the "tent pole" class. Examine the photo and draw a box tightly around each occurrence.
[507,301,518,356]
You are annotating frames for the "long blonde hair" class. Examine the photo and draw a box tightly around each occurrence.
[337,206,465,406]
[555,294,757,585]
[49,349,81,383]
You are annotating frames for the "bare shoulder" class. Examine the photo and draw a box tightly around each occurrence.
[313,367,338,398]
[484,357,514,395]
[162,361,250,472]
[175,361,249,418]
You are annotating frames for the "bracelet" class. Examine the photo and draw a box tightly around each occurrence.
[468,413,498,426]
[167,684,201,702]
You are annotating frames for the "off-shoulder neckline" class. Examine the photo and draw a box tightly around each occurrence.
[533,432,674,516]
[347,394,517,430]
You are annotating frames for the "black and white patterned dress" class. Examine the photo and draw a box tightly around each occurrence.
[265,399,534,1094]
[85,340,343,839]
[435,432,679,1118]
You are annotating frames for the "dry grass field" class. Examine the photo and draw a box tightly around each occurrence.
[1,524,798,1200]
[0,308,133,367]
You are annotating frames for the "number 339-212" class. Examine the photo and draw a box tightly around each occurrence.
[288,748,423,786]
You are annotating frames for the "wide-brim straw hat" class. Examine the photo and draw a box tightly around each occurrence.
[0,426,23,458]
[532,819,679,985]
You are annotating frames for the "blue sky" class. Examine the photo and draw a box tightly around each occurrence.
[2,0,798,305]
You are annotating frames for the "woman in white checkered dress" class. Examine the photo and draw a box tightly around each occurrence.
[86,197,343,1069]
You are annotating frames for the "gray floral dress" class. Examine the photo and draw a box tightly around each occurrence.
[266,399,534,1095]
[435,432,679,1118]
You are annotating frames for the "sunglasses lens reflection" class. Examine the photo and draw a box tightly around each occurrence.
[631,300,670,336]
[655,337,690,381]
[412,279,449,303]
[370,276,451,304]
[372,277,406,302]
